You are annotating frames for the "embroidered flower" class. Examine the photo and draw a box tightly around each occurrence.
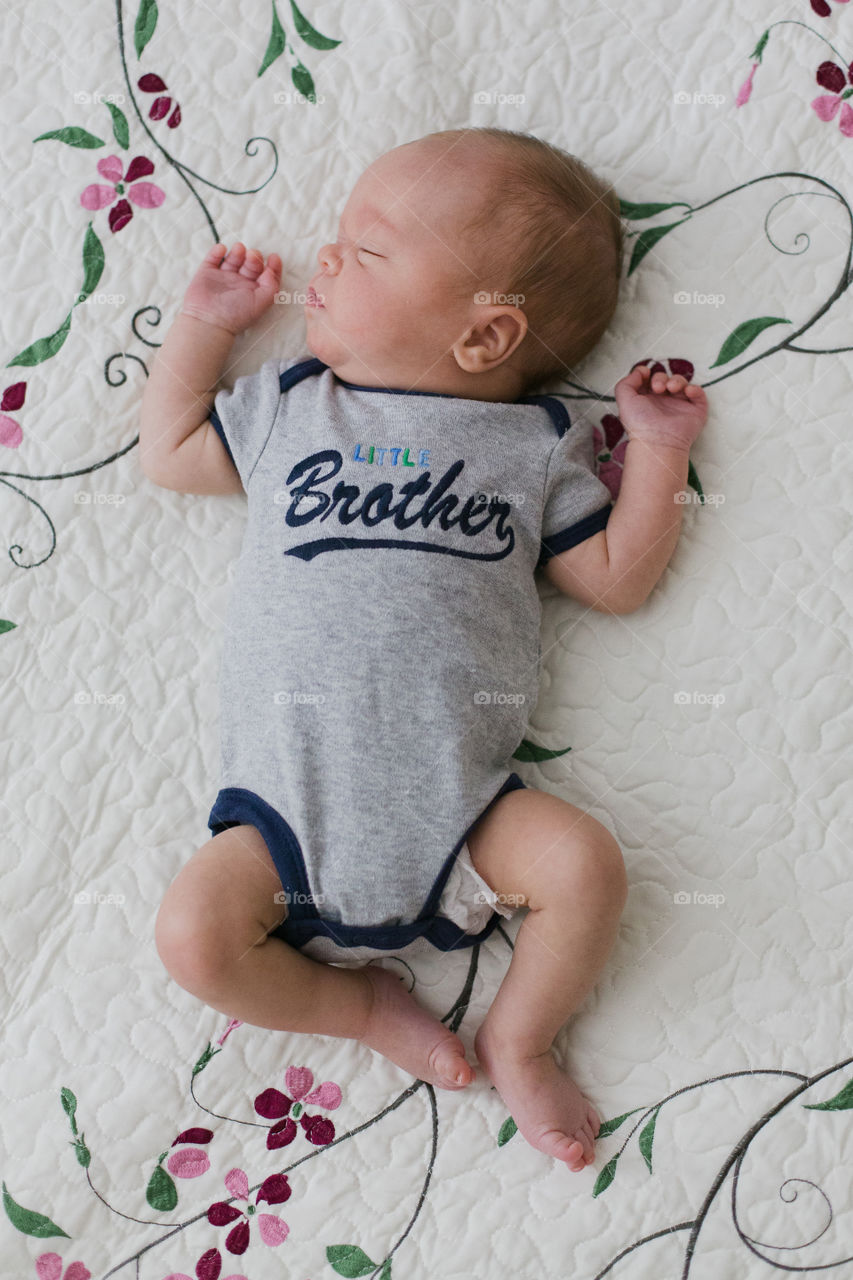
[0,381,26,448]
[254,1065,341,1150]
[735,62,759,107]
[80,155,165,232]
[138,73,182,128]
[811,59,853,135]
[811,0,850,16]
[35,1255,90,1280]
[217,1018,243,1046]
[166,1126,214,1179]
[207,1168,291,1254]
[163,1244,246,1280]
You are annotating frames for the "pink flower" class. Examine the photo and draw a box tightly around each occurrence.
[166,1126,214,1179]
[811,59,853,136]
[0,380,26,449]
[736,62,758,107]
[80,155,165,232]
[217,1018,243,1046]
[35,1255,90,1280]
[207,1168,291,1254]
[138,73,182,128]
[162,1245,246,1280]
[254,1065,341,1150]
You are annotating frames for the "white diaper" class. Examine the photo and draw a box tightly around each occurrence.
[298,842,517,968]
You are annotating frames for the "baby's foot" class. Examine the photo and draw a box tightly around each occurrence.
[358,964,474,1090]
[474,1024,600,1171]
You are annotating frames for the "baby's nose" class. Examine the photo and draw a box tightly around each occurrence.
[317,242,342,272]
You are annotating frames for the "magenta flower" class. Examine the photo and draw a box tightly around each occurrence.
[166,1126,214,1179]
[812,59,853,135]
[35,1255,90,1280]
[80,155,165,232]
[138,73,182,128]
[207,1168,291,1254]
[254,1064,342,1150]
[811,0,850,15]
[0,381,26,449]
[163,1245,246,1280]
[735,62,758,107]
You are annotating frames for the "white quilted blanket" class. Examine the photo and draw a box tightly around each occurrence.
[3,1,853,1276]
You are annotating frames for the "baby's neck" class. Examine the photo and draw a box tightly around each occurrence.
[332,359,528,404]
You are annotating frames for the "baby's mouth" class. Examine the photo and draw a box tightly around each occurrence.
[305,285,325,309]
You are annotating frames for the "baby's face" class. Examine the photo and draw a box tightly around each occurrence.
[304,139,491,387]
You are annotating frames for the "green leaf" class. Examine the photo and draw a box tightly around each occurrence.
[627,221,686,276]
[327,1244,378,1277]
[638,1107,660,1173]
[710,316,791,367]
[60,1087,78,1134]
[289,0,340,49]
[72,1137,91,1168]
[618,199,691,221]
[592,1154,619,1198]
[686,458,704,499]
[291,61,316,101]
[378,1262,392,1280]
[134,0,158,58]
[0,620,17,635]
[259,1,286,76]
[512,740,571,763]
[146,1163,177,1212]
[105,101,130,149]
[191,1042,220,1077]
[2,1183,70,1239]
[76,223,105,306]
[33,127,105,149]
[596,1106,645,1138]
[804,1077,853,1111]
[8,312,72,367]
[498,1116,517,1146]
[749,29,770,63]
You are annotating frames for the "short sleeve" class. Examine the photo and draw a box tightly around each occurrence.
[537,419,613,569]
[208,355,284,490]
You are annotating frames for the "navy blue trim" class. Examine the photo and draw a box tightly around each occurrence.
[518,394,571,438]
[537,503,612,569]
[208,406,234,465]
[207,772,528,954]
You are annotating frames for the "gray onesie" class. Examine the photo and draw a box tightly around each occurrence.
[206,355,612,960]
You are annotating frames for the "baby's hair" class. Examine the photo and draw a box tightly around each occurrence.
[419,127,624,394]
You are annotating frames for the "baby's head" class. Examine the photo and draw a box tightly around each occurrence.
[304,127,623,400]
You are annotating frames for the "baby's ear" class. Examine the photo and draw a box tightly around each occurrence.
[452,307,527,374]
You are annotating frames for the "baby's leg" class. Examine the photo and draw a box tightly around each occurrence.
[466,787,628,1171]
[154,824,474,1089]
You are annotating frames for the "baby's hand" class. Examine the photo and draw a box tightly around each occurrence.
[613,364,708,452]
[180,242,283,336]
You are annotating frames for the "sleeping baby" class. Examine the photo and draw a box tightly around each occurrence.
[140,126,708,1173]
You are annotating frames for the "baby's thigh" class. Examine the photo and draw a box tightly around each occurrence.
[157,824,287,947]
[466,786,623,905]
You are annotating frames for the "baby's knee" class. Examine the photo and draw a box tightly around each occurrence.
[552,817,627,906]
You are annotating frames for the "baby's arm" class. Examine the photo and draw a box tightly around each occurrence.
[543,365,709,613]
[139,242,281,493]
